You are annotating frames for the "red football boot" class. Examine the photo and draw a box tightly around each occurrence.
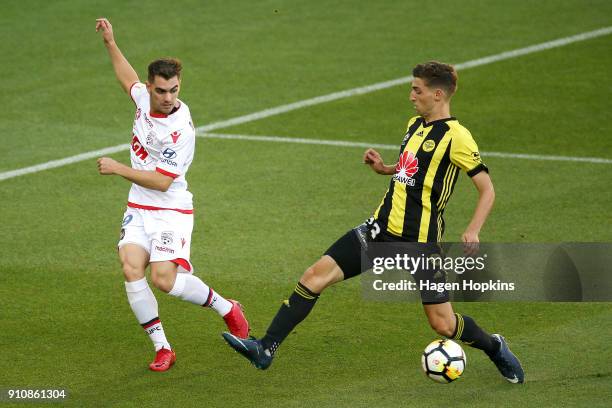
[223,300,250,338]
[149,347,176,372]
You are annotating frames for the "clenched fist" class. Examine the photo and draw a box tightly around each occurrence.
[97,157,120,175]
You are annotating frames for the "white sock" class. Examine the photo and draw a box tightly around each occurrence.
[125,278,171,351]
[168,273,233,316]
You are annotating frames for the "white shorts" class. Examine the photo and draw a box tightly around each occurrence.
[118,207,194,274]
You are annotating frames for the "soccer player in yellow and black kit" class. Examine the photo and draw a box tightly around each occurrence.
[223,61,524,383]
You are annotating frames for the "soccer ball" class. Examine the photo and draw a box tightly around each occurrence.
[421,339,466,383]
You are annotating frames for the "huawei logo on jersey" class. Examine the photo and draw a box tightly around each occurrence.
[396,151,419,177]
[393,151,418,186]
[131,134,149,160]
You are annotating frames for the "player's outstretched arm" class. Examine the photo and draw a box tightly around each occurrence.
[461,171,495,254]
[95,18,139,94]
[363,148,396,175]
[97,157,173,192]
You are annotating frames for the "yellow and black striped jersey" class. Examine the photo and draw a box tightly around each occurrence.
[373,116,487,242]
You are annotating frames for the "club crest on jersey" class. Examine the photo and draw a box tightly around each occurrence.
[422,140,436,152]
[393,151,418,186]
[161,231,174,245]
[171,131,181,143]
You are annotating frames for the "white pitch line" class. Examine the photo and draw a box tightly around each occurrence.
[1,25,611,182]
[201,132,396,150]
[0,144,129,181]
[479,151,612,164]
[200,132,612,164]
[196,26,612,133]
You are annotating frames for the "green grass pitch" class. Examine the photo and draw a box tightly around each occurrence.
[1,1,611,407]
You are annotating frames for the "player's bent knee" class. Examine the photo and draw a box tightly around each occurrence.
[300,266,323,291]
[429,317,455,337]
[300,258,342,293]
[150,263,178,293]
[122,262,145,282]
[150,272,174,293]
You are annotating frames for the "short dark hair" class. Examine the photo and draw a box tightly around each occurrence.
[412,61,457,97]
[147,58,182,82]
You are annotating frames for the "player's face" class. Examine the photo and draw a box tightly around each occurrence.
[147,75,180,115]
[410,78,436,117]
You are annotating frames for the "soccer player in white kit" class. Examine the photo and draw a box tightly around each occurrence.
[95,17,249,372]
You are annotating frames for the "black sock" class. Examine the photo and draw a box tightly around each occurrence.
[452,313,499,357]
[261,282,320,355]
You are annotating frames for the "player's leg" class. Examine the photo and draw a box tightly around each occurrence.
[149,260,178,292]
[262,226,366,350]
[151,260,249,337]
[423,302,524,383]
[222,256,344,369]
[423,302,498,351]
[151,258,230,312]
[259,255,344,352]
[119,208,177,371]
[119,244,174,368]
[223,227,365,369]
[149,211,249,337]
[422,302,456,337]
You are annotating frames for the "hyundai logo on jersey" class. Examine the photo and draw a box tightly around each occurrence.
[122,214,133,226]
[162,148,177,159]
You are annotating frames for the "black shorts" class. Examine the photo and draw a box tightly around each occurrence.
[324,221,450,304]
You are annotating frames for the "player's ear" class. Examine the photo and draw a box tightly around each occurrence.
[434,88,447,101]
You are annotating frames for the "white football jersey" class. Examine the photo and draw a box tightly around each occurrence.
[126,82,195,212]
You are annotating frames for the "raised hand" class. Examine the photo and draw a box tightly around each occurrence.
[95,17,115,44]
